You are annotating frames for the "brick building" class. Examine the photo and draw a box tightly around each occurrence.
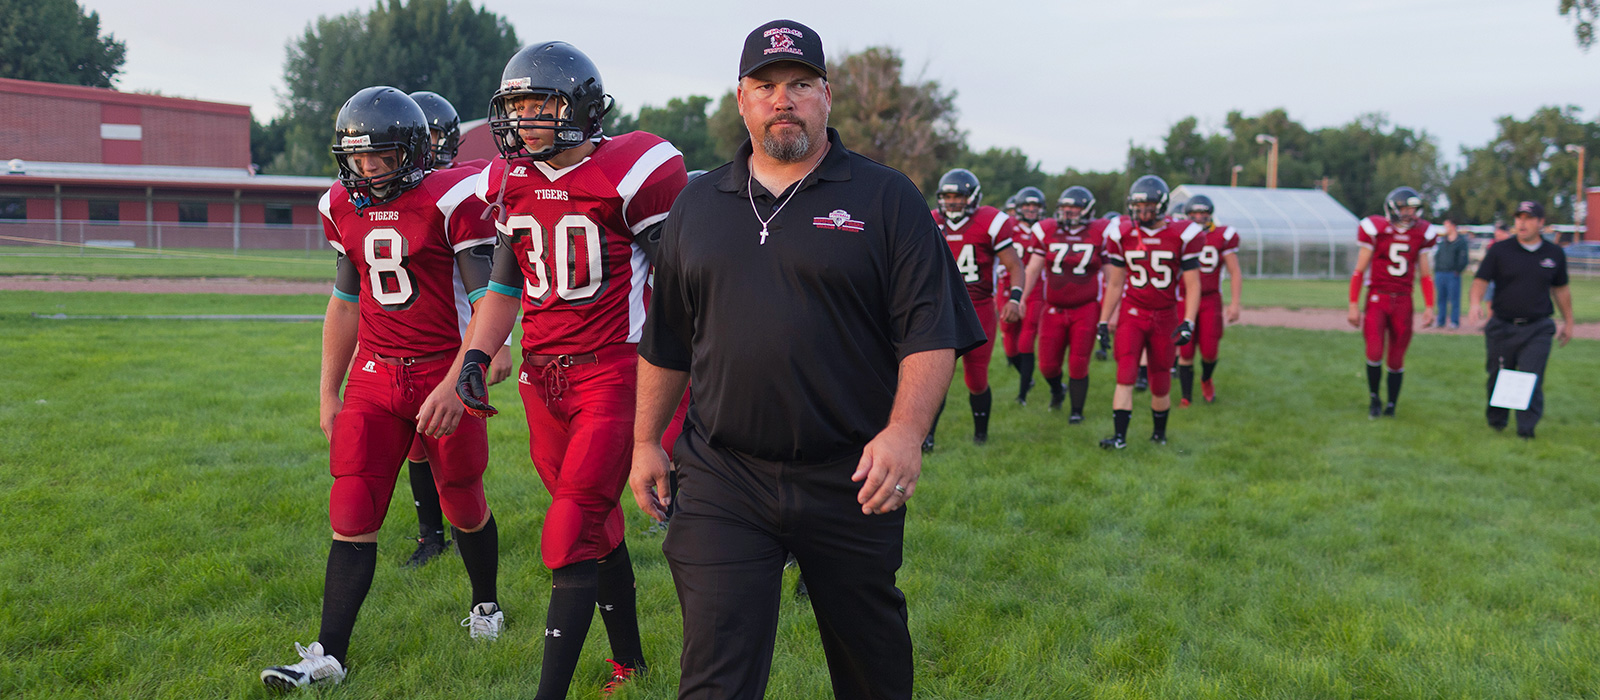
[0,77,330,250]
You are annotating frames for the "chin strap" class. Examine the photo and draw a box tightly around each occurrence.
[1349,271,1365,304]
[1420,274,1435,308]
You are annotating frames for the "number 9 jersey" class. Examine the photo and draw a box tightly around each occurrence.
[1357,215,1438,297]
[479,132,686,355]
[320,167,495,356]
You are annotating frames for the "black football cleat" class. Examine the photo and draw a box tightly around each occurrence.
[1068,412,1084,425]
[973,432,988,446]
[1099,436,1127,450]
[1383,402,1396,418]
[1048,387,1065,411]
[1517,429,1535,440]
[404,534,453,568]
[1368,395,1382,419]
[921,435,935,453]
[1150,433,1167,445]
[1095,348,1108,361]
[1016,377,1034,406]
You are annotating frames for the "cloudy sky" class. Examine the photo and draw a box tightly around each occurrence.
[88,0,1599,172]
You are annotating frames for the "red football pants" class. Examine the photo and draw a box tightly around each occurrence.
[963,295,998,393]
[1363,291,1414,370]
[329,349,489,537]
[1038,301,1099,380]
[518,343,638,570]
[998,286,1045,357]
[1179,292,1224,363]
[1115,304,1179,396]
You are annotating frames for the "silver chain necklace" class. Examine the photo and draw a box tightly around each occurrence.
[747,153,823,245]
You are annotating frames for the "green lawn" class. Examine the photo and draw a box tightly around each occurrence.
[1240,275,1600,324]
[0,246,333,281]
[3,294,1599,699]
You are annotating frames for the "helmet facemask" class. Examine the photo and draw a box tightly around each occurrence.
[333,141,424,206]
[489,85,613,162]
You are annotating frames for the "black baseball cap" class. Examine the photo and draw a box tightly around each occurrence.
[739,19,826,79]
[1516,201,1545,219]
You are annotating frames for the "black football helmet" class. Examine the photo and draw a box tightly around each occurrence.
[331,86,430,207]
[489,41,614,161]
[1056,186,1096,227]
[408,91,460,169]
[1014,186,1046,224]
[937,168,982,222]
[1185,194,1215,226]
[1384,186,1424,227]
[1126,175,1170,228]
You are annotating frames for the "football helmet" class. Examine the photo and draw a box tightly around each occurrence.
[1384,186,1424,227]
[1014,186,1046,224]
[1056,186,1096,227]
[489,41,614,161]
[331,86,429,207]
[1185,194,1214,226]
[1126,175,1170,228]
[937,168,982,223]
[408,91,460,169]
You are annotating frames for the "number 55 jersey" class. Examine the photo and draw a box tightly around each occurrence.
[479,132,686,355]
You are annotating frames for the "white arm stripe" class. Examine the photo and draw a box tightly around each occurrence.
[617,141,683,231]
[452,236,496,253]
[1179,222,1203,243]
[994,238,1014,252]
[318,191,346,254]
[474,163,493,202]
[436,174,481,240]
[630,211,669,236]
[986,213,1010,242]
[1359,217,1379,236]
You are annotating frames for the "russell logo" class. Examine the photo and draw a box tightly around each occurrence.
[362,360,377,373]
[510,166,529,177]
[813,209,865,232]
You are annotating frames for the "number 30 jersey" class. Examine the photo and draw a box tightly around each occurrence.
[480,132,686,355]
[1104,218,1205,311]
[1357,215,1437,297]
[320,167,495,357]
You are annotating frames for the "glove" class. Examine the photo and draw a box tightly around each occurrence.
[1096,323,1112,353]
[455,349,498,418]
[1172,320,1194,347]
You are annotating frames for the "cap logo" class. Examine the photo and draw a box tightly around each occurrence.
[501,77,531,90]
[764,27,803,56]
[341,135,371,147]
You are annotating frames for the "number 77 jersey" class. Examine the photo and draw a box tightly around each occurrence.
[479,132,686,355]
[1357,215,1438,296]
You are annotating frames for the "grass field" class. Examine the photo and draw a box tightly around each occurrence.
[1239,277,1600,324]
[0,247,333,281]
[3,291,1599,699]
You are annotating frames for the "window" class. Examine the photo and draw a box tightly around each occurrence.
[89,200,119,222]
[0,197,23,220]
[264,204,293,226]
[178,202,207,223]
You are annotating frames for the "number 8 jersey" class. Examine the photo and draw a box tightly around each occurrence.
[1357,215,1438,296]
[479,132,686,355]
[320,167,495,356]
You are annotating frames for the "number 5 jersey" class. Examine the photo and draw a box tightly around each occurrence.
[1357,215,1438,296]
[478,132,686,355]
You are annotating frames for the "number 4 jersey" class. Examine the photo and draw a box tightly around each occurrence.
[320,167,496,357]
[1357,215,1437,296]
[480,132,686,355]
[1104,218,1205,310]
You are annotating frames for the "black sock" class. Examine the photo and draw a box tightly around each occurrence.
[1016,353,1035,391]
[1152,409,1170,436]
[1113,409,1131,439]
[452,514,498,607]
[1045,375,1063,395]
[536,560,599,700]
[1201,360,1218,382]
[1366,363,1382,397]
[1177,364,1194,401]
[1068,377,1089,414]
[1386,370,1404,406]
[970,389,992,436]
[927,398,946,440]
[596,541,644,666]
[409,460,446,539]
[1006,354,1020,371]
[1138,366,1148,383]
[317,540,377,665]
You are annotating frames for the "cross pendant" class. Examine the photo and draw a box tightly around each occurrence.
[759,227,768,245]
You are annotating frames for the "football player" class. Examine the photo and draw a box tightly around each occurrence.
[261,87,503,691]
[1023,186,1114,422]
[1175,195,1242,407]
[1097,176,1203,448]
[999,186,1049,405]
[925,168,1025,450]
[1348,186,1438,418]
[396,90,512,568]
[454,42,687,698]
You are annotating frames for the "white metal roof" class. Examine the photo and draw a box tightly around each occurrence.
[1171,185,1358,238]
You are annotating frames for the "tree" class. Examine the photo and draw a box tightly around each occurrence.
[0,0,125,87]
[635,96,717,171]
[265,0,519,175]
[1445,106,1598,224]
[1560,0,1597,50]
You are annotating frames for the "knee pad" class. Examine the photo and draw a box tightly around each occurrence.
[436,476,488,532]
[541,498,602,570]
[329,474,389,537]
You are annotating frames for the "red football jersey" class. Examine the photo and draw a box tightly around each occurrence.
[320,167,495,356]
[448,158,492,172]
[1194,223,1241,295]
[479,132,686,355]
[934,204,1018,301]
[1105,218,1205,311]
[1358,216,1438,296]
[1007,220,1048,304]
[1029,217,1113,309]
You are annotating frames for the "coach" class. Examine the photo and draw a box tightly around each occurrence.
[629,19,984,700]
[1468,201,1575,439]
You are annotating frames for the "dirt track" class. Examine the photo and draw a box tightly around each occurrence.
[5,276,1597,340]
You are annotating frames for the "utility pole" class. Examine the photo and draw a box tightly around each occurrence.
[1256,134,1279,189]
[1230,164,1242,187]
[1566,144,1586,240]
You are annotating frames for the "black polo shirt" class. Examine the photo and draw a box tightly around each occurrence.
[641,127,985,463]
[1475,236,1568,321]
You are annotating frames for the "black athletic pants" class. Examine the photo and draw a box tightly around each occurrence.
[662,444,911,700]
[1484,317,1555,434]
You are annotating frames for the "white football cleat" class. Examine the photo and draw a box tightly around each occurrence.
[461,602,504,641]
[261,641,345,691]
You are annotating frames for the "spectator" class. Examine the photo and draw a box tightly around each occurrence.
[1432,219,1468,328]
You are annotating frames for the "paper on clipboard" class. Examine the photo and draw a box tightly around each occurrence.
[1489,369,1538,410]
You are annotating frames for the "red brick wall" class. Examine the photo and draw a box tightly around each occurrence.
[207,201,233,224]
[239,202,264,224]
[142,108,250,168]
[61,199,88,219]
[0,93,100,162]
[153,201,179,222]
[26,198,54,219]
[0,80,250,167]
[293,204,320,226]
[119,200,146,222]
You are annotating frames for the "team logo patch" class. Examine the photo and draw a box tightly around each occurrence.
[1541,258,1556,268]
[340,135,371,148]
[510,165,529,177]
[501,77,531,90]
[519,371,530,385]
[813,209,865,232]
[362,360,377,373]
[763,27,803,56]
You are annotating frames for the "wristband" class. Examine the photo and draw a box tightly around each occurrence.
[463,348,492,368]
[1348,272,1364,304]
[1420,275,1435,307]
[1008,286,1024,303]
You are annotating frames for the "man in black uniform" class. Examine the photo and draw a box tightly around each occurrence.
[628,19,983,700]
[1468,201,1575,439]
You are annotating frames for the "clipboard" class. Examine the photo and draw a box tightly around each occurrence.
[1489,369,1538,410]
